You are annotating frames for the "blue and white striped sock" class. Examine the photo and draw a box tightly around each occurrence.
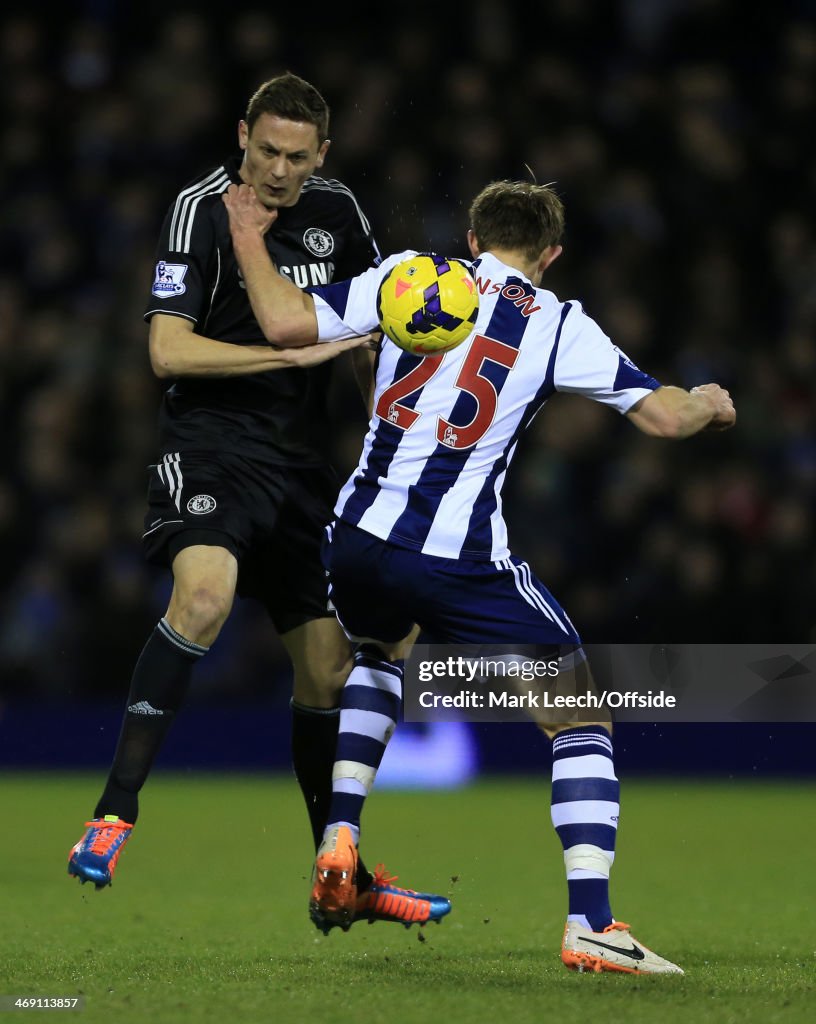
[324,645,403,847]
[551,726,619,932]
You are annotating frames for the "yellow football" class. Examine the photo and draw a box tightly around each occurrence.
[376,253,479,356]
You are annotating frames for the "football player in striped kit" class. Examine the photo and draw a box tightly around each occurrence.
[223,178,735,971]
[67,72,451,931]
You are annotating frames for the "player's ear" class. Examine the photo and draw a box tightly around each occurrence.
[467,229,481,258]
[539,244,562,274]
[238,120,249,152]
[315,139,330,168]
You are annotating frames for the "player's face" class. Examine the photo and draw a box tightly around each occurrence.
[238,114,329,209]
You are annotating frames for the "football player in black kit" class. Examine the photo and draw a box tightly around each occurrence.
[68,72,451,932]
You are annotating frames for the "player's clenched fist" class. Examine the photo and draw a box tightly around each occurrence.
[691,383,736,431]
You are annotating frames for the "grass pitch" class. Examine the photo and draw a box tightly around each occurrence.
[1,774,813,1023]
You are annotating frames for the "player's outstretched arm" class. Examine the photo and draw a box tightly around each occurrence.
[148,313,370,378]
[223,183,320,348]
[626,383,736,438]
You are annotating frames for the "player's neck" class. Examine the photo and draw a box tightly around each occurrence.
[487,248,541,285]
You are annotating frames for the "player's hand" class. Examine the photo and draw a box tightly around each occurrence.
[223,183,277,236]
[285,334,378,368]
[691,383,736,431]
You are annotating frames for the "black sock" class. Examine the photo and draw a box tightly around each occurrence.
[290,699,372,891]
[95,619,207,824]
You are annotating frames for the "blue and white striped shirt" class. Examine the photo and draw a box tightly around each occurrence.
[311,251,660,561]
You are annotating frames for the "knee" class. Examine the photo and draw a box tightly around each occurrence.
[294,657,351,706]
[170,584,233,645]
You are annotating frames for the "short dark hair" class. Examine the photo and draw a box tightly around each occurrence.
[245,72,330,141]
[469,181,565,261]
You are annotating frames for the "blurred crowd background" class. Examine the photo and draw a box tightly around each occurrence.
[1,0,814,702]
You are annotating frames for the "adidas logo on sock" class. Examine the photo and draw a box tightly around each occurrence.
[127,700,164,715]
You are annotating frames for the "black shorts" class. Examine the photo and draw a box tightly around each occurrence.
[142,450,338,634]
